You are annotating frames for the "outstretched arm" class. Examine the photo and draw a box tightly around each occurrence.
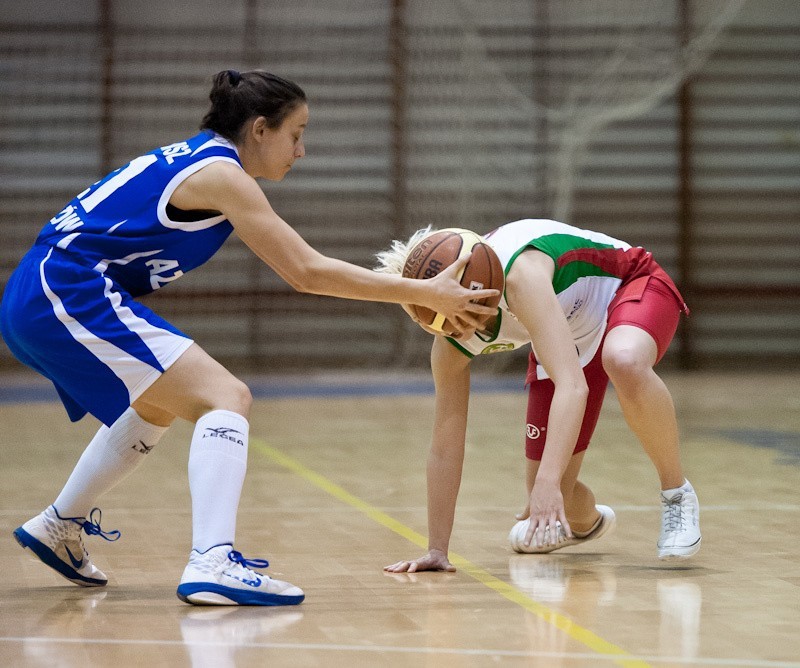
[505,250,589,549]
[384,336,470,573]
[171,162,498,333]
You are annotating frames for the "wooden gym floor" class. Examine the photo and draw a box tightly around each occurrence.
[0,370,798,667]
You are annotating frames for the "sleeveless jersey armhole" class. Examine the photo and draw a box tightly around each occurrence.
[157,156,241,231]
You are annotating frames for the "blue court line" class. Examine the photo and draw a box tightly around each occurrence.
[246,376,523,398]
[0,376,525,405]
[715,428,800,466]
[0,385,61,404]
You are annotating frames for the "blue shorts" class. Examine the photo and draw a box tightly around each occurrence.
[0,246,193,426]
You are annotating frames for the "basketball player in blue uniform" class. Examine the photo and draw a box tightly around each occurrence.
[0,70,498,606]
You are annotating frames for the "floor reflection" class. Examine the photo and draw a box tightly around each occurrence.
[658,578,702,660]
[507,554,703,664]
[508,554,617,605]
[22,589,108,666]
[180,606,303,668]
[506,555,617,665]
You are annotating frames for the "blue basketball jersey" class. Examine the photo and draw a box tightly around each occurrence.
[34,130,242,297]
[0,131,244,425]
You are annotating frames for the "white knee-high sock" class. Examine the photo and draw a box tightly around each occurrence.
[188,410,249,553]
[54,407,169,518]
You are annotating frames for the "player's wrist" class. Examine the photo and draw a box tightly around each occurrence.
[532,471,562,488]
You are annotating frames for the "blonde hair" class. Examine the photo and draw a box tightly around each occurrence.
[373,226,435,275]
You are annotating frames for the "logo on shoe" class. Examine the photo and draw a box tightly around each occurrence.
[226,572,261,588]
[64,545,84,569]
[203,427,245,446]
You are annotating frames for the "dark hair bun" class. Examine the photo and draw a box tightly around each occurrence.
[200,70,307,142]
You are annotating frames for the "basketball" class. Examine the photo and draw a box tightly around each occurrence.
[402,228,504,334]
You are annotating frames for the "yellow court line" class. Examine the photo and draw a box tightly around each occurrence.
[252,438,651,668]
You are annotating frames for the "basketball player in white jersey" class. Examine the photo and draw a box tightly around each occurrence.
[0,70,499,605]
[376,221,701,573]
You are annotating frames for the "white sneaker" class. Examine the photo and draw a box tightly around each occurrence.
[13,506,119,587]
[177,545,305,606]
[509,505,616,554]
[657,480,701,560]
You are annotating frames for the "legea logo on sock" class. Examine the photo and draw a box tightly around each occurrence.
[131,440,154,454]
[202,427,245,446]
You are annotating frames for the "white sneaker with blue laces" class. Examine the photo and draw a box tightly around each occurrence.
[177,545,305,606]
[13,506,120,587]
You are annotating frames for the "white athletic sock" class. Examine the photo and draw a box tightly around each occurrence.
[662,479,692,497]
[188,410,249,553]
[53,407,168,518]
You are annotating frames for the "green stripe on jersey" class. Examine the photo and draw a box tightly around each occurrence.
[551,260,619,294]
[446,337,475,358]
[507,233,619,294]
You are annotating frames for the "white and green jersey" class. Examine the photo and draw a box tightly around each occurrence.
[447,219,659,379]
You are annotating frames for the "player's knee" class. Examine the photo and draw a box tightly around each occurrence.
[224,377,252,415]
[602,346,651,385]
[189,375,252,420]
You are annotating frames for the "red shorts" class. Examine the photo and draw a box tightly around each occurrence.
[524,275,687,461]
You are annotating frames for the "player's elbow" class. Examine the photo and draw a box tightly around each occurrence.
[557,376,589,403]
[283,269,314,294]
[571,378,590,403]
[281,258,328,295]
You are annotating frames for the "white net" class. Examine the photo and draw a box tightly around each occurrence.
[536,0,747,221]
[396,0,746,369]
[404,0,747,226]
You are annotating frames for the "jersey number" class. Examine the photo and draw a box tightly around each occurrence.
[146,259,184,290]
[78,155,158,213]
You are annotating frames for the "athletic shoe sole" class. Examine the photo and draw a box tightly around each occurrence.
[177,582,305,606]
[658,537,701,560]
[13,527,106,587]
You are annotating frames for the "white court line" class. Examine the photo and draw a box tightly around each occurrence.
[1,504,800,518]
[1,637,799,667]
[599,504,800,512]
